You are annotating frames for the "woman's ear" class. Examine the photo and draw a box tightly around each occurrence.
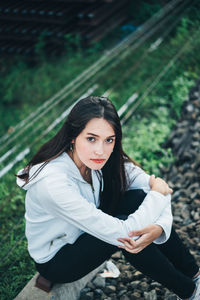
[72,139,75,143]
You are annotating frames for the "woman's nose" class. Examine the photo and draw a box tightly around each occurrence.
[94,143,104,155]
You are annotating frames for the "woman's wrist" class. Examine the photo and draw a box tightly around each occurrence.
[154,224,164,237]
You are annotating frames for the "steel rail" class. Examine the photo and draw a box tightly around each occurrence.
[102,2,190,99]
[0,84,98,159]
[0,84,98,179]
[121,30,199,125]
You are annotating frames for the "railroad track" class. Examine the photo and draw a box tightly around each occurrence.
[0,0,192,180]
[0,0,128,55]
[0,0,184,147]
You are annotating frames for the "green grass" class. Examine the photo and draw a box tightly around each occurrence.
[123,71,195,175]
[0,51,100,136]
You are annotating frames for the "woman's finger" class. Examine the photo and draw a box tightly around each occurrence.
[129,224,156,237]
[133,235,151,249]
[149,174,156,188]
[130,246,144,254]
[120,242,133,250]
[128,229,144,237]
[118,237,134,242]
[117,238,136,250]
[123,245,144,254]
[119,239,146,253]
[118,237,137,246]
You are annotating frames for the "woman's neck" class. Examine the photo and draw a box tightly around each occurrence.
[82,167,92,184]
[67,151,92,184]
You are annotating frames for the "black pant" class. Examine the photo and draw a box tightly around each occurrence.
[35,190,199,299]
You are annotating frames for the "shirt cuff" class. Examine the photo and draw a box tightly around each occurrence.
[153,222,171,244]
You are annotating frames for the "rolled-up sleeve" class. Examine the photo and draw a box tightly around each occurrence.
[153,196,172,244]
[125,162,173,243]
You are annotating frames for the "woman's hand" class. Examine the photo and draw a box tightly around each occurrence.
[117,224,163,254]
[149,175,173,195]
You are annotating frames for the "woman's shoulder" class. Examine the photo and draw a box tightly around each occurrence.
[47,152,70,169]
[123,159,150,190]
[28,153,74,182]
[17,152,77,190]
[124,160,142,173]
[124,159,146,183]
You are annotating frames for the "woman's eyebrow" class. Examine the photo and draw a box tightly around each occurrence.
[86,133,116,138]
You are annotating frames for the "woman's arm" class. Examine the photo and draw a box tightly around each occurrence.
[115,163,173,252]
[38,172,170,247]
[153,200,173,244]
[117,203,173,253]
[125,163,173,244]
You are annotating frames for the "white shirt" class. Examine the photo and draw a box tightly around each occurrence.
[16,152,172,263]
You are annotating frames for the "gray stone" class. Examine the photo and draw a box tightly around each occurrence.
[173,215,183,223]
[117,282,126,291]
[79,292,94,300]
[119,295,129,300]
[120,264,131,271]
[94,289,103,295]
[80,287,91,294]
[181,204,190,219]
[193,212,200,221]
[150,282,161,288]
[118,289,127,297]
[144,290,157,300]
[86,281,95,290]
[111,251,121,259]
[128,281,138,290]
[186,104,194,112]
[104,285,116,294]
[92,276,106,289]
[164,291,177,300]
[130,291,141,299]
[140,281,148,290]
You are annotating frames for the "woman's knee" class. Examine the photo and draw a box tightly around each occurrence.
[124,189,146,201]
[117,189,147,215]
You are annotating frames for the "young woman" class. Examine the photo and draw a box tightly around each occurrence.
[16,96,199,299]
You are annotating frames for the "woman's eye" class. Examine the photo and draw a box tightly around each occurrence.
[87,137,95,142]
[106,138,114,143]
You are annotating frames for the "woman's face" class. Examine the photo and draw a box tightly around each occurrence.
[72,118,116,171]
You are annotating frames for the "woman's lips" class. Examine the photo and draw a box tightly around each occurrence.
[91,159,106,164]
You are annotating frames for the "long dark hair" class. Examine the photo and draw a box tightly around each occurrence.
[17,96,137,215]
